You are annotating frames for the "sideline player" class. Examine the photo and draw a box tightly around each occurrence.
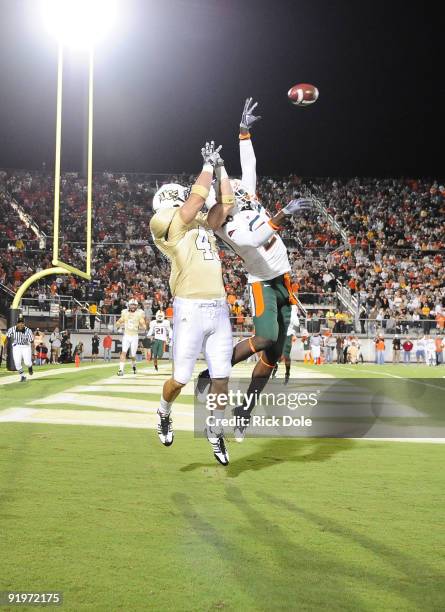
[147,310,171,371]
[198,98,314,440]
[115,298,146,376]
[6,315,34,382]
[150,142,235,465]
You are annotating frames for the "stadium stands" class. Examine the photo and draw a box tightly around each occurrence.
[1,170,444,336]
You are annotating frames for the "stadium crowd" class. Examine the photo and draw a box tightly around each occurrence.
[1,170,444,336]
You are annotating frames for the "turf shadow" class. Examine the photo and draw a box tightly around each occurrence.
[257,490,445,610]
[181,438,356,478]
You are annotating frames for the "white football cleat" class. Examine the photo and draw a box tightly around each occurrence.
[233,407,250,443]
[157,409,174,446]
[205,426,229,465]
[117,370,124,377]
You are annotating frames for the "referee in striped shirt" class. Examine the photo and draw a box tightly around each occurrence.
[6,315,34,382]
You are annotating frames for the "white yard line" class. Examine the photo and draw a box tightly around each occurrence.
[344,366,445,392]
[0,364,441,441]
[1,407,443,441]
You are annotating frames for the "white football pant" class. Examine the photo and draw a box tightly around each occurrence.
[13,345,32,370]
[172,297,232,384]
[121,335,139,358]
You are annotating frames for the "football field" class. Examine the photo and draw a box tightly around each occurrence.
[1,361,444,611]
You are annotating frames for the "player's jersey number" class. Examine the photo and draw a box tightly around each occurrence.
[195,227,219,261]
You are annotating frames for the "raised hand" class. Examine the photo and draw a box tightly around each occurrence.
[240,97,262,131]
[282,197,314,215]
[201,141,224,167]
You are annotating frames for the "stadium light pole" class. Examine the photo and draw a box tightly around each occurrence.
[7,0,117,370]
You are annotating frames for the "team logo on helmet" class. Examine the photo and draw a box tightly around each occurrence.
[152,183,190,211]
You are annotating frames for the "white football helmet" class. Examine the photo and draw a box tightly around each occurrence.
[152,183,190,212]
[230,179,260,212]
[155,310,165,322]
[128,299,138,312]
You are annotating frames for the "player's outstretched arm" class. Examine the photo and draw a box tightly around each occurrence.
[179,142,220,225]
[207,162,235,230]
[263,196,314,228]
[239,97,261,195]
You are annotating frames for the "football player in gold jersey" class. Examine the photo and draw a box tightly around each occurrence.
[150,142,235,465]
[115,298,146,376]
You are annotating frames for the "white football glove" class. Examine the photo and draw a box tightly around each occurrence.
[201,141,224,167]
[282,197,314,215]
[240,97,262,131]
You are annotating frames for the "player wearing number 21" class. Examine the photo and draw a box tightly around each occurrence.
[149,142,235,465]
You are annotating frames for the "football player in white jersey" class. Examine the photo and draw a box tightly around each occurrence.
[147,310,172,371]
[198,98,313,440]
[115,298,146,376]
[149,142,236,465]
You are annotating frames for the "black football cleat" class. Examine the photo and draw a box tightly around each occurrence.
[157,409,174,446]
[205,426,229,465]
[233,406,250,443]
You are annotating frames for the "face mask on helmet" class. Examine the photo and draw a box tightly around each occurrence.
[230,179,260,212]
[152,183,190,212]
[156,311,165,322]
[128,299,138,312]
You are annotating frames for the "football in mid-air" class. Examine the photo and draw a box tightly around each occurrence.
[288,83,319,106]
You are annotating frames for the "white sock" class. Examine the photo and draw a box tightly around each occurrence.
[210,410,225,435]
[159,397,172,416]
[119,362,124,372]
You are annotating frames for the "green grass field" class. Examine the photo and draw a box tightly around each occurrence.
[1,361,444,611]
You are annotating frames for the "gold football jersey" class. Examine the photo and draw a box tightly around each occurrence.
[150,208,225,299]
[120,308,145,336]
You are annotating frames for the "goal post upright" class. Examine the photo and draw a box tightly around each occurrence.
[7,44,94,370]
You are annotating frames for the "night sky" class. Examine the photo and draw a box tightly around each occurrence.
[0,0,443,177]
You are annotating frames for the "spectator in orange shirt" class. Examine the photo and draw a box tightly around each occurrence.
[103,334,113,362]
[375,334,385,365]
[436,312,445,331]
[435,336,444,366]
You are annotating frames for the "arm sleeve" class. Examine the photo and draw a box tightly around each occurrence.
[147,322,154,337]
[240,138,257,195]
[224,218,275,248]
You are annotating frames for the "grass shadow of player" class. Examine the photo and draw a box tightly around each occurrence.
[171,484,406,611]
[181,437,355,478]
[257,490,445,610]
